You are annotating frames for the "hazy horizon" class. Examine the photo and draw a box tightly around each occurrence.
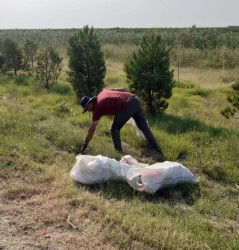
[0,0,238,29]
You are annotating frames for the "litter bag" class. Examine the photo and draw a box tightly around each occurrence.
[125,160,198,193]
[70,154,132,184]
[127,118,146,139]
[70,154,197,193]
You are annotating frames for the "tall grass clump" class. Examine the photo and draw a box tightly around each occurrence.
[52,82,72,95]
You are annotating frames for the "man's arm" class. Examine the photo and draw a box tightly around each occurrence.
[84,120,99,146]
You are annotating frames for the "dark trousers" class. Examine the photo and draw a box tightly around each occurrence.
[110,96,159,151]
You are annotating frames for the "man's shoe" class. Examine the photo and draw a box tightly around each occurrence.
[116,148,123,153]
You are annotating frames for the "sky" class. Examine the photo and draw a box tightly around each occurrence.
[0,0,238,29]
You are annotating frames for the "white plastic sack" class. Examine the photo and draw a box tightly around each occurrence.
[120,154,149,168]
[70,154,132,184]
[70,154,197,193]
[127,118,146,140]
[122,156,198,194]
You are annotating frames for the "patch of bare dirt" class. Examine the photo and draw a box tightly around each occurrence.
[0,178,115,250]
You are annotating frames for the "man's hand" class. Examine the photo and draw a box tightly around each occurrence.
[79,144,87,154]
[84,120,98,146]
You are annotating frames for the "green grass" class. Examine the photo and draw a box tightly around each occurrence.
[0,66,239,249]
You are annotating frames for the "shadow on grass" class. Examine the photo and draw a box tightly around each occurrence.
[151,113,230,138]
[74,181,201,206]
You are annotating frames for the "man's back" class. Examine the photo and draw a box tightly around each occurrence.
[92,89,134,121]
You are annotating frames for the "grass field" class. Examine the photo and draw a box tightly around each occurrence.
[0,53,239,249]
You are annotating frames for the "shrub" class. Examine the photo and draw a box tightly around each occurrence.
[14,74,30,86]
[52,83,72,95]
[55,103,72,116]
[221,80,239,118]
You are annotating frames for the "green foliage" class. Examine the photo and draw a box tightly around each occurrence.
[14,74,31,86]
[221,80,239,118]
[24,60,32,74]
[124,34,174,113]
[55,103,72,116]
[67,25,106,100]
[35,46,62,90]
[2,38,23,76]
[0,54,4,72]
[0,38,4,71]
[23,39,38,68]
[52,83,72,95]
[1,27,239,49]
[1,29,239,69]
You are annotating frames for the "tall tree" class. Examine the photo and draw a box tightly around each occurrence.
[0,55,4,73]
[2,38,23,76]
[23,39,38,68]
[0,39,4,72]
[35,46,62,89]
[221,80,239,119]
[124,34,174,113]
[67,25,106,100]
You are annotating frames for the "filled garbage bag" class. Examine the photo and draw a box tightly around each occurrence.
[124,158,198,193]
[70,154,197,193]
[70,154,132,184]
[126,118,146,139]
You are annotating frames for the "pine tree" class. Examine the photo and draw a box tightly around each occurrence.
[67,25,106,100]
[35,46,62,90]
[0,39,4,72]
[2,38,23,76]
[23,39,38,68]
[124,34,174,113]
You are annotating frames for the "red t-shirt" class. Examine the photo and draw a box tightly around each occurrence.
[92,89,134,121]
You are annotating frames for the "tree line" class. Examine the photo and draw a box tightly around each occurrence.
[1,27,239,49]
[0,26,175,114]
[0,38,62,90]
[0,26,237,117]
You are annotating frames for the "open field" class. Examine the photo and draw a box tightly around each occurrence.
[0,28,239,249]
[1,28,239,69]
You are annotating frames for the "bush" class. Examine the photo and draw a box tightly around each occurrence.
[52,83,72,95]
[221,79,239,118]
[14,74,30,86]
[55,103,73,116]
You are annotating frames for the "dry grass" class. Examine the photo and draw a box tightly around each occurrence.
[173,66,239,89]
[0,171,115,250]
[105,60,124,76]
